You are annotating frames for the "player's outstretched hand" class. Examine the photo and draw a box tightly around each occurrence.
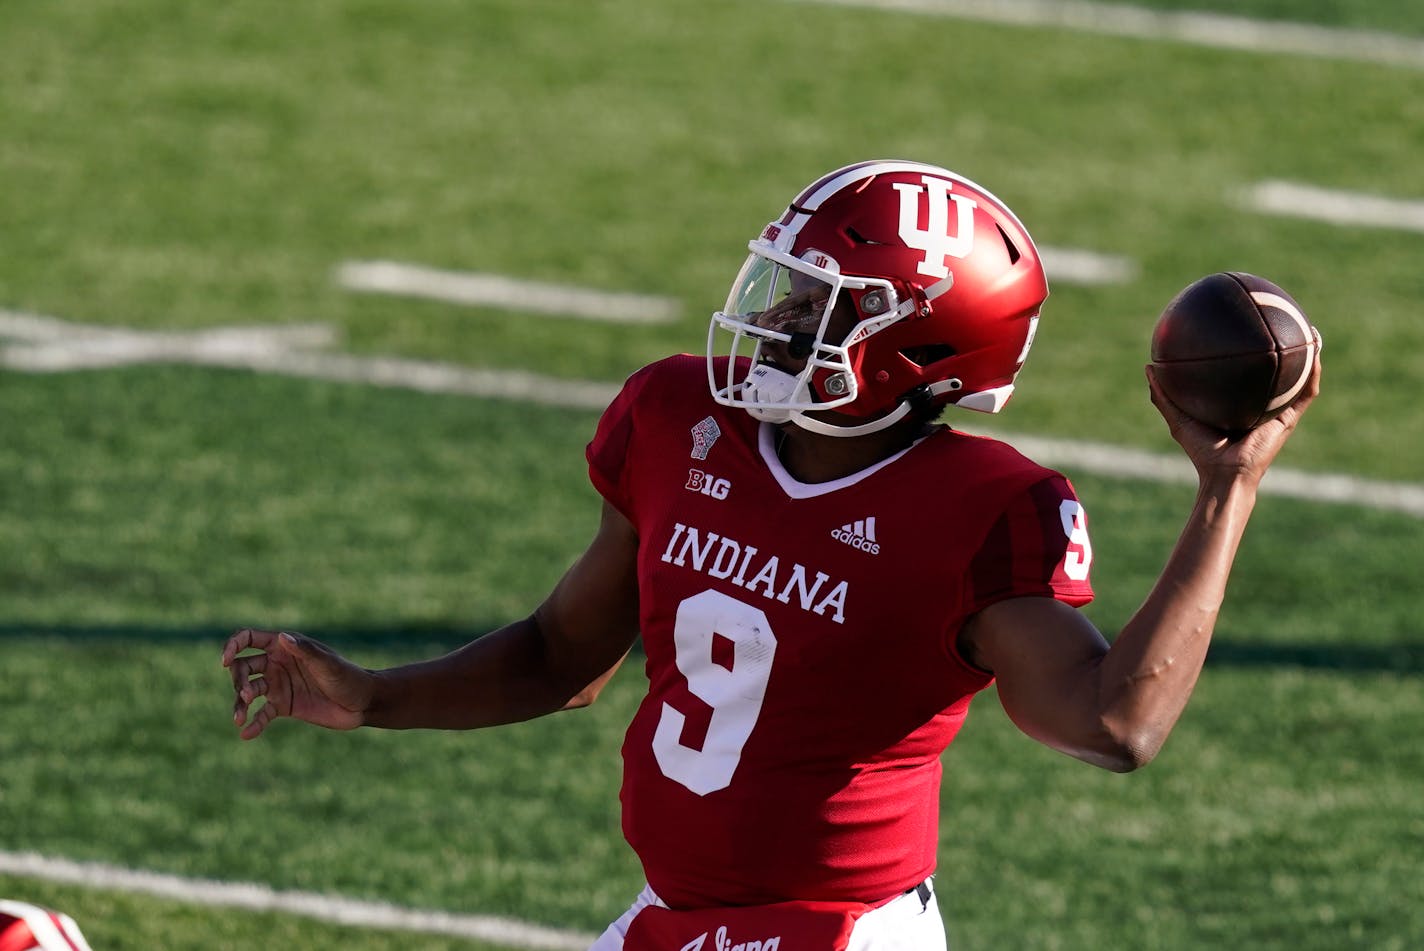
[1146,338,1322,487]
[222,628,374,740]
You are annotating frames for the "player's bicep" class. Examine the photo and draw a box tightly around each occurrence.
[961,597,1121,766]
[535,500,642,705]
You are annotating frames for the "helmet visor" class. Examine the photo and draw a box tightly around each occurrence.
[709,252,854,414]
[723,254,834,336]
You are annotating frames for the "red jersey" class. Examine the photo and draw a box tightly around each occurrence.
[586,356,1093,909]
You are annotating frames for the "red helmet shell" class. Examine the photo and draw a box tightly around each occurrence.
[765,161,1048,417]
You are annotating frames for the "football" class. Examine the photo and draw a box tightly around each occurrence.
[1149,271,1319,434]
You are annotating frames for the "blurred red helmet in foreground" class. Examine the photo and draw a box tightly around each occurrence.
[0,901,93,951]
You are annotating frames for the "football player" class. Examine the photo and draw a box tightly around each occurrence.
[223,161,1319,949]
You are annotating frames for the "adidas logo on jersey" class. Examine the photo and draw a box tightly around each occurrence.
[831,517,880,555]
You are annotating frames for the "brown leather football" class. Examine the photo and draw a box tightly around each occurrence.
[1150,272,1318,434]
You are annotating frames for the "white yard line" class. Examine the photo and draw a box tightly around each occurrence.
[0,313,340,371]
[787,0,1424,69]
[2,308,1422,515]
[0,851,595,950]
[1038,246,1137,286]
[341,254,1135,306]
[1241,181,1424,233]
[966,428,1424,518]
[0,309,619,409]
[336,260,682,324]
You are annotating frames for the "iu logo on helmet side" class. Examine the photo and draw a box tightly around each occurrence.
[892,176,977,279]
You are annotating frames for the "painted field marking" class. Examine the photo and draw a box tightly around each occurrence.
[0,309,620,410]
[0,310,340,371]
[787,0,1424,70]
[962,428,1424,518]
[0,851,595,951]
[337,260,682,324]
[1039,246,1136,285]
[341,254,1133,310]
[1241,181,1424,233]
[3,308,1422,517]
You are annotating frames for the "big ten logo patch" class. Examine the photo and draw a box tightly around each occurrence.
[686,469,731,500]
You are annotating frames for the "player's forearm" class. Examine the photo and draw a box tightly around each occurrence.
[360,616,596,730]
[1095,471,1259,764]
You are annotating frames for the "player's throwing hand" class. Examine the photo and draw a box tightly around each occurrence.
[1146,349,1321,486]
[222,628,373,739]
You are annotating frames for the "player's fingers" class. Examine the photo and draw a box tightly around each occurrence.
[1144,365,1189,428]
[222,628,280,666]
[237,653,269,679]
[239,672,270,705]
[1146,364,1236,458]
[276,631,308,657]
[1277,345,1324,428]
[240,701,278,741]
[231,671,272,721]
[1144,364,1175,406]
[227,652,272,695]
[1144,364,1161,394]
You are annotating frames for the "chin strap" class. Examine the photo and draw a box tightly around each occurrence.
[789,401,914,437]
[789,376,965,438]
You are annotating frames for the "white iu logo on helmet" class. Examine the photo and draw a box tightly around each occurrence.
[892,176,978,279]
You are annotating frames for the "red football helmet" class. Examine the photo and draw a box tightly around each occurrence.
[708,160,1049,437]
[0,901,93,951]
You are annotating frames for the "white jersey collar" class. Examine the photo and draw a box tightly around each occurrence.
[757,422,928,499]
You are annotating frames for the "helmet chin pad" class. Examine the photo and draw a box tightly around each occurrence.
[740,363,803,423]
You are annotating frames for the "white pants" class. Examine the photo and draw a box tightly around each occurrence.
[589,881,946,951]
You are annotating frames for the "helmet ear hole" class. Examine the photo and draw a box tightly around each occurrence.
[899,344,956,369]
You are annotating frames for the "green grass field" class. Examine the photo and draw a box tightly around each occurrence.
[2,1,1422,949]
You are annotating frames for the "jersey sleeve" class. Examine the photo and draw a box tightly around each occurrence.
[965,474,1095,613]
[586,363,657,518]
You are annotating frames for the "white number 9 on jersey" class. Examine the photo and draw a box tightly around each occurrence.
[1058,499,1092,582]
[652,589,778,796]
